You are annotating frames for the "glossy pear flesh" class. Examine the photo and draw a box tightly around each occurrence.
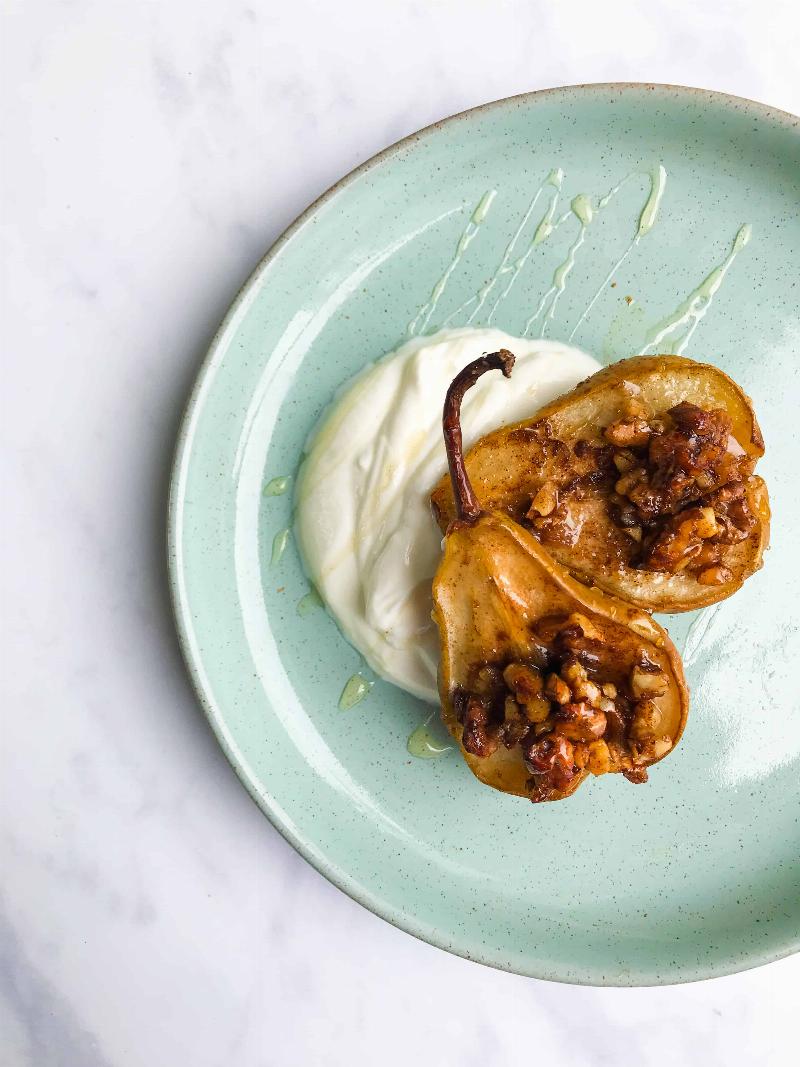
[431,356,769,613]
[432,510,689,801]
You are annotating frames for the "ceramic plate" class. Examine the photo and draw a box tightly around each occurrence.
[169,85,800,984]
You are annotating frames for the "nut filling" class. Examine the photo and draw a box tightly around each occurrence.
[453,614,674,802]
[523,389,756,578]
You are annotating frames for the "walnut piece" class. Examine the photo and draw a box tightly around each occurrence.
[529,481,559,517]
[603,416,652,448]
[630,664,669,700]
[553,702,607,741]
[697,564,733,586]
[455,621,674,800]
[641,506,719,573]
[460,695,499,758]
[544,673,571,705]
[600,399,756,580]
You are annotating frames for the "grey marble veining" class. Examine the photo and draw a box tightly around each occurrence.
[2,1,798,1064]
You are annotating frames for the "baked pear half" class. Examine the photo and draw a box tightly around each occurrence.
[432,355,770,613]
[432,352,689,802]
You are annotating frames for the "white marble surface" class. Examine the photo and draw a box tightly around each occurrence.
[2,2,799,1064]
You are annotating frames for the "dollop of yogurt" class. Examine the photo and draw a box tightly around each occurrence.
[295,328,601,703]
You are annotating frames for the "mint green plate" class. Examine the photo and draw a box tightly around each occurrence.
[169,85,800,985]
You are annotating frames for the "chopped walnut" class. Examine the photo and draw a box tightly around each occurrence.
[626,683,676,767]
[560,659,587,686]
[613,448,638,473]
[641,506,719,573]
[503,662,541,699]
[694,542,722,568]
[529,481,559,517]
[623,767,649,784]
[553,701,607,741]
[586,739,612,775]
[552,625,607,676]
[544,673,571,705]
[629,729,673,765]
[471,664,504,696]
[573,744,591,770]
[649,402,731,486]
[460,695,499,758]
[603,416,652,448]
[630,663,669,700]
[614,469,641,497]
[504,695,521,721]
[524,734,576,791]
[601,399,756,579]
[510,391,757,589]
[612,497,641,528]
[503,662,550,722]
[573,676,603,706]
[695,507,720,538]
[629,697,660,739]
[697,564,733,586]
[454,621,673,799]
[705,482,756,544]
[499,697,534,748]
[695,470,716,490]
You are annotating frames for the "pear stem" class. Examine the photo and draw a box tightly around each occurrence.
[443,350,515,523]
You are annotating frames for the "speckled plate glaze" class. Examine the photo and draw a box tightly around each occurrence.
[169,85,800,985]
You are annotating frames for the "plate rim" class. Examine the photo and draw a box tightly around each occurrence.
[167,83,800,986]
